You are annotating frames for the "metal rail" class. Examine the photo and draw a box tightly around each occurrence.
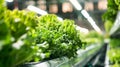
[19,43,106,67]
[110,11,120,36]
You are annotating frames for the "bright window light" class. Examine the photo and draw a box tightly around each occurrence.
[27,5,48,15]
[69,0,82,10]
[5,0,13,2]
[49,4,58,13]
[62,2,73,13]
[84,2,94,11]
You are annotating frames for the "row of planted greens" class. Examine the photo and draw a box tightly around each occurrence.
[102,0,120,67]
[108,39,120,67]
[102,0,120,34]
[0,1,85,67]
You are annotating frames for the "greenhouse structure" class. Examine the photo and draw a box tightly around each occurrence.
[0,0,120,67]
